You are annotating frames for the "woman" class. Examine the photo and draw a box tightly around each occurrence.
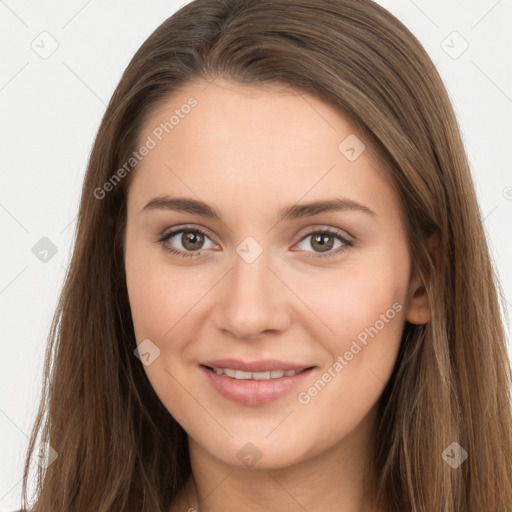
[19,0,512,511]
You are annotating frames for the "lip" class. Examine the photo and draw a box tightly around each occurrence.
[199,359,316,406]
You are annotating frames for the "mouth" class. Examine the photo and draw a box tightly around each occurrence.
[202,365,311,380]
[199,359,316,406]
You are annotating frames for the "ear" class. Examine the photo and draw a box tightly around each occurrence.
[405,233,439,325]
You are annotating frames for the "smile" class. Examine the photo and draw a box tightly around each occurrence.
[207,367,303,380]
[200,361,316,406]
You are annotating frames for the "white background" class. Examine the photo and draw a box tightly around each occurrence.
[1,0,511,509]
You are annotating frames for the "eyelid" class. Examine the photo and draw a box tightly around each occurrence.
[159,223,216,239]
[295,224,354,243]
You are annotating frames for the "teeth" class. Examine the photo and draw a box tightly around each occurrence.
[253,371,270,380]
[235,370,253,380]
[212,367,300,380]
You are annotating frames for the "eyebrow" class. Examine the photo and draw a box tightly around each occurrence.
[140,196,377,222]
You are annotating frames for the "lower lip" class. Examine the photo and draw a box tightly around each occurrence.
[200,365,315,406]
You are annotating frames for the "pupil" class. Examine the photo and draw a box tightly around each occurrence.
[313,233,333,252]
[184,231,203,250]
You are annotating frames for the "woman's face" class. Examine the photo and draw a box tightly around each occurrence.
[124,79,423,470]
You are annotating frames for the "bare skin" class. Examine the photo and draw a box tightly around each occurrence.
[123,78,431,512]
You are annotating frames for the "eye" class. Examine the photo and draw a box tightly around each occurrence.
[157,226,353,259]
[158,226,218,258]
[294,228,353,258]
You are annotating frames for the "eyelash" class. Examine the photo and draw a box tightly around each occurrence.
[157,226,354,259]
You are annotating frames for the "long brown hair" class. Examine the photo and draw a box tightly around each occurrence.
[20,1,512,510]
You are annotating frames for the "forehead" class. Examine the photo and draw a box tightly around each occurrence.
[127,79,397,218]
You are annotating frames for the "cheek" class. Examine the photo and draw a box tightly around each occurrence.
[125,253,168,342]
[124,248,203,417]
[297,264,408,355]
[290,303,404,455]
[124,229,201,341]
[293,248,409,427]
[292,250,409,408]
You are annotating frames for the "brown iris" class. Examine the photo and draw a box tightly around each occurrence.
[310,232,335,253]
[181,230,205,251]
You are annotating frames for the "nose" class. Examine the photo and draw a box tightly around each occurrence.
[211,248,292,341]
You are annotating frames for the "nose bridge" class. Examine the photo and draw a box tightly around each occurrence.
[229,243,276,312]
[213,239,290,338]
[232,244,272,298]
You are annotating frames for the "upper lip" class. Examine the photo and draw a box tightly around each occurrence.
[200,358,314,373]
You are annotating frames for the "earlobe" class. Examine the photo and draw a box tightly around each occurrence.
[405,281,431,324]
[405,233,439,325]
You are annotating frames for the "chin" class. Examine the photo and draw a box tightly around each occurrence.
[193,429,316,471]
